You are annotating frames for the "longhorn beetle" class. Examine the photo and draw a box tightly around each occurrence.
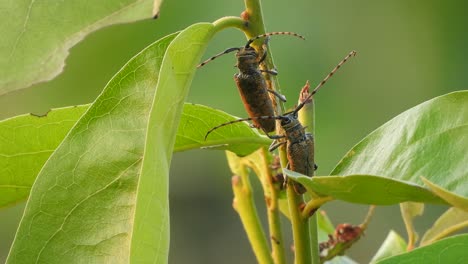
[205,51,357,193]
[198,32,305,132]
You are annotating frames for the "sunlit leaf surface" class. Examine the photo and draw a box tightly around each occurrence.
[0,103,267,208]
[0,0,161,94]
[7,23,214,263]
[286,170,445,205]
[331,92,467,206]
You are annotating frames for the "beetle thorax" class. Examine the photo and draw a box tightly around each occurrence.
[236,49,259,73]
[281,117,305,142]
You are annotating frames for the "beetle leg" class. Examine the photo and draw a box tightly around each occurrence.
[260,69,278,76]
[269,139,286,152]
[267,89,287,102]
[258,36,271,63]
[259,50,268,64]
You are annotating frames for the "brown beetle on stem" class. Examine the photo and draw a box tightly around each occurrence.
[198,32,305,132]
[205,51,357,193]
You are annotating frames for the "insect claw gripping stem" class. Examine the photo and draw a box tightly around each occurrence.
[198,31,306,133]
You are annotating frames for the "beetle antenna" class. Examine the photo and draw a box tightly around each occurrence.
[295,50,357,114]
[198,47,242,68]
[245,32,305,48]
[205,115,285,140]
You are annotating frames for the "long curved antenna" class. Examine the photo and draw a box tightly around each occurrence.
[294,50,357,114]
[198,47,241,68]
[245,32,306,48]
[204,116,285,140]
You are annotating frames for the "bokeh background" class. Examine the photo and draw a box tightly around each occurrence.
[1,0,467,263]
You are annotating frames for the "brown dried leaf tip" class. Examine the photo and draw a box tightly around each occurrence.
[299,80,312,105]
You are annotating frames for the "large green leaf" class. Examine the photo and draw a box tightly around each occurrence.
[129,24,214,263]
[0,0,161,95]
[376,234,468,264]
[0,106,88,208]
[0,103,267,209]
[330,91,468,207]
[285,170,445,205]
[6,23,215,263]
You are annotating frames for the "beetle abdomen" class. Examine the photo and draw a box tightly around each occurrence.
[234,72,276,132]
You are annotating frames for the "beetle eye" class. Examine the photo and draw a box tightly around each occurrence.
[281,117,291,125]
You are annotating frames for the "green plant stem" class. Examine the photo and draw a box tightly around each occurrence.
[301,196,334,219]
[244,0,305,262]
[211,13,284,260]
[360,205,376,230]
[232,164,274,264]
[243,0,285,113]
[243,0,266,38]
[286,186,312,264]
[308,214,319,264]
[214,1,313,262]
[298,84,320,263]
[243,0,314,262]
[213,16,246,33]
[259,148,286,264]
[242,148,286,263]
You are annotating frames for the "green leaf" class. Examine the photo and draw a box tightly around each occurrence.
[332,91,468,207]
[129,24,214,262]
[0,0,161,95]
[0,106,88,208]
[421,207,468,246]
[6,23,215,263]
[285,170,446,205]
[0,103,267,209]
[376,234,468,264]
[370,231,407,264]
[176,103,270,156]
[421,177,468,211]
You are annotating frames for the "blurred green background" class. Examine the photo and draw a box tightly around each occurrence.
[1,0,466,263]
